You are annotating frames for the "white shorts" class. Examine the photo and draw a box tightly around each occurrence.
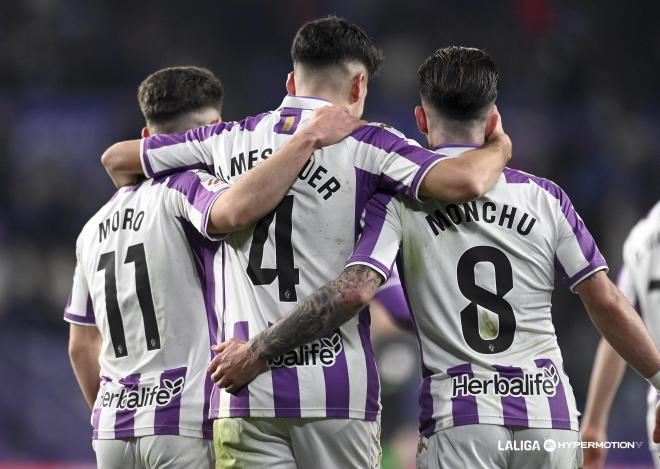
[416,424,582,469]
[214,417,381,469]
[93,435,214,469]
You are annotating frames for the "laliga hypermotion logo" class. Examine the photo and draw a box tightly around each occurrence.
[268,331,343,368]
[452,364,560,398]
[99,377,185,410]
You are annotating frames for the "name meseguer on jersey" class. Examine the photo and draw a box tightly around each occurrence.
[426,200,537,236]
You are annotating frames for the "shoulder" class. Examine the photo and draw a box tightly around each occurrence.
[502,167,569,202]
[347,122,421,150]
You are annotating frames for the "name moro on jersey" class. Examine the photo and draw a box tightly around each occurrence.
[268,330,343,368]
[99,377,184,410]
[452,363,560,398]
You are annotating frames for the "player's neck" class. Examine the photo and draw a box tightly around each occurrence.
[293,86,350,107]
[426,127,485,149]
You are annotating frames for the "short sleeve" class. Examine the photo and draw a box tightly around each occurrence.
[346,191,403,281]
[553,187,608,292]
[347,124,443,200]
[140,123,229,178]
[63,242,96,326]
[162,170,230,241]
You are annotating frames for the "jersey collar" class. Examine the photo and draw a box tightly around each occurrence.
[278,94,333,110]
[432,143,480,157]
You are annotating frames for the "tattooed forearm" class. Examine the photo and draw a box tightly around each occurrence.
[249,265,384,361]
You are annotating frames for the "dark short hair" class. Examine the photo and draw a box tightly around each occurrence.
[419,46,499,121]
[291,16,384,77]
[138,66,224,124]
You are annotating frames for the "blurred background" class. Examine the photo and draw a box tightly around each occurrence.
[1,0,659,467]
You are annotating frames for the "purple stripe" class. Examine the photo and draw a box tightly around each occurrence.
[567,262,608,287]
[350,125,439,167]
[396,256,436,436]
[447,364,480,428]
[322,331,350,418]
[178,220,221,437]
[114,373,141,438]
[229,321,250,417]
[271,367,301,418]
[534,358,571,430]
[273,108,303,135]
[353,168,381,242]
[352,191,394,258]
[209,244,228,419]
[504,168,607,275]
[358,308,380,420]
[63,311,95,325]
[145,121,236,151]
[239,112,270,132]
[151,162,215,180]
[154,367,187,435]
[166,171,220,214]
[92,406,102,439]
[493,365,529,427]
[85,294,95,322]
[141,138,155,178]
[373,281,414,331]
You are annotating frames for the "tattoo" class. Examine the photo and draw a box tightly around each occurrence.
[249,265,384,361]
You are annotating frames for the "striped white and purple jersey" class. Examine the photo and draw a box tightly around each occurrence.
[138,95,445,421]
[617,200,660,432]
[63,170,228,439]
[347,145,608,435]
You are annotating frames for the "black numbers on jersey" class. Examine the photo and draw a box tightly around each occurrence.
[457,246,516,354]
[97,243,160,358]
[649,280,660,291]
[246,195,300,302]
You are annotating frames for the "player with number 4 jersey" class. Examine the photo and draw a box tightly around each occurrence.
[101,18,511,468]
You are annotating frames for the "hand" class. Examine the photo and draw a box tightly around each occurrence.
[485,105,512,162]
[300,105,366,149]
[208,339,268,394]
[581,425,607,468]
[654,400,660,443]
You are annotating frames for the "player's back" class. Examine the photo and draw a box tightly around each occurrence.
[140,95,445,421]
[372,146,607,434]
[64,171,225,439]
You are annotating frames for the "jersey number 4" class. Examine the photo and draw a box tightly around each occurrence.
[247,195,300,302]
[98,243,160,358]
[457,246,516,354]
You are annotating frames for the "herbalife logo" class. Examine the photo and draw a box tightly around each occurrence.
[269,331,343,368]
[100,377,184,410]
[452,364,560,398]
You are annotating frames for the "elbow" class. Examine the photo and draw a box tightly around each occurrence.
[101,145,119,171]
[462,179,487,201]
[217,208,254,233]
[68,340,84,363]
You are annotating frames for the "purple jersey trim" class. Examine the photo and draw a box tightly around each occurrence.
[179,219,220,438]
[504,167,607,286]
[493,365,529,428]
[229,321,250,417]
[358,307,381,420]
[271,366,301,418]
[165,171,222,216]
[154,367,187,435]
[92,406,102,440]
[345,256,391,281]
[322,330,351,418]
[447,364,480,428]
[534,358,572,430]
[63,294,95,325]
[396,256,437,436]
[273,108,303,135]
[114,373,141,438]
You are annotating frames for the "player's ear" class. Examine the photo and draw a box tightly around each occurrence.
[286,72,296,95]
[210,116,221,125]
[141,127,151,138]
[484,105,498,137]
[415,106,429,135]
[350,73,366,104]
